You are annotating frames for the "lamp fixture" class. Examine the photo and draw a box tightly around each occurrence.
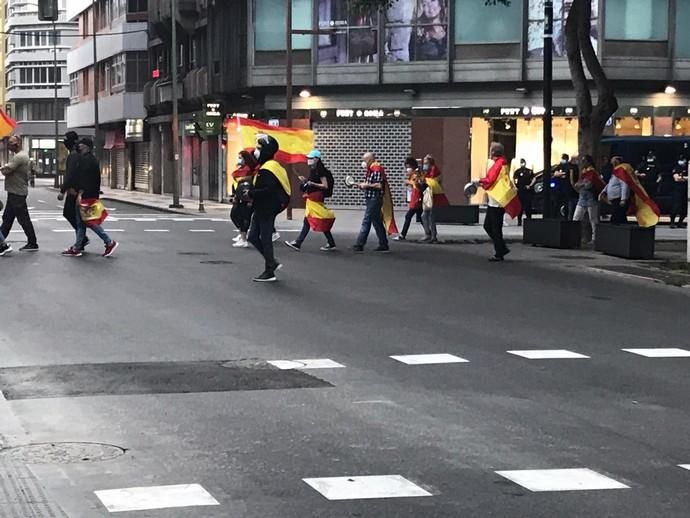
[299,89,312,98]
[665,85,677,95]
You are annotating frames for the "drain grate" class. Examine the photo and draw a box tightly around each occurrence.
[200,260,233,265]
[0,442,126,464]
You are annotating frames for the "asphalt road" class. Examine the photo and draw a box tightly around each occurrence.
[0,187,689,517]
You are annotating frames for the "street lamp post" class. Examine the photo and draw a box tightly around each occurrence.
[542,0,553,218]
[52,18,59,188]
[169,0,183,208]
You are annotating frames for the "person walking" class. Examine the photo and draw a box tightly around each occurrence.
[352,152,390,253]
[62,138,118,257]
[601,156,631,225]
[285,149,336,252]
[0,135,38,252]
[247,134,291,282]
[573,155,604,243]
[670,156,688,228]
[57,131,89,249]
[513,158,535,226]
[394,156,423,241]
[230,150,258,248]
[420,154,449,243]
[479,142,514,262]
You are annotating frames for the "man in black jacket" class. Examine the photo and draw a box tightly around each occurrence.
[58,131,88,249]
[62,138,118,258]
[246,134,290,282]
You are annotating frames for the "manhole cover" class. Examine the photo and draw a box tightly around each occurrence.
[0,442,126,464]
[200,260,233,265]
[178,252,209,256]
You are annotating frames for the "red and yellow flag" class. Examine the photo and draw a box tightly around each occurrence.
[369,162,398,235]
[228,117,313,164]
[479,157,521,218]
[614,163,660,228]
[424,166,450,207]
[0,110,17,138]
[79,198,108,228]
[305,193,336,233]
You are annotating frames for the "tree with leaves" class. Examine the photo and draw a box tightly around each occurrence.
[350,0,618,159]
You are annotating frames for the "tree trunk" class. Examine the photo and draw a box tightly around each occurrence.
[565,0,618,161]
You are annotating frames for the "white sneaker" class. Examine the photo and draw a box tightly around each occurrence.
[232,234,241,242]
[233,240,249,248]
[272,232,280,242]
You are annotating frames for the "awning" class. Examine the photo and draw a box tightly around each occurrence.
[103,131,126,150]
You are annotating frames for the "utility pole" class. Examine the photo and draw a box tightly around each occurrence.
[92,0,101,174]
[170,0,183,208]
[52,18,59,188]
[542,0,553,218]
[285,0,293,220]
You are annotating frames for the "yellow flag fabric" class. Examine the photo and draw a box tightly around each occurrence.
[305,199,336,232]
[232,118,313,164]
[259,159,292,196]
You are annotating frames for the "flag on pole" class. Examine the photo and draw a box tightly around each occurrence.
[479,157,521,218]
[230,117,314,164]
[613,163,660,228]
[0,110,17,138]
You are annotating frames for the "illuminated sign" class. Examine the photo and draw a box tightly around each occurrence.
[125,119,144,142]
[336,109,385,118]
[500,108,521,116]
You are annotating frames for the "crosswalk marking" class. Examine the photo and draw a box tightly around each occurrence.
[144,229,170,232]
[679,465,690,471]
[94,484,220,513]
[390,354,469,365]
[303,475,432,501]
[495,469,630,492]
[508,350,590,360]
[189,229,215,233]
[622,348,690,358]
[268,359,345,370]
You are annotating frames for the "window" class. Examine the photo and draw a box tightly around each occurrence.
[318,0,378,64]
[110,54,125,90]
[676,0,690,57]
[528,0,599,57]
[19,101,67,121]
[255,0,312,51]
[605,0,668,40]
[384,0,449,62]
[125,51,149,91]
[128,0,147,13]
[83,70,90,95]
[70,73,79,99]
[13,63,65,85]
[455,0,522,44]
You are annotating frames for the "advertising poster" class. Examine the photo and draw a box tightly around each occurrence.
[527,0,599,57]
[385,0,449,62]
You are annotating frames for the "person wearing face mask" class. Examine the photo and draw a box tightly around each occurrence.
[600,156,631,225]
[513,158,535,226]
[285,149,336,251]
[634,150,659,198]
[352,152,393,252]
[246,134,291,282]
[230,150,258,248]
[394,156,423,241]
[670,156,688,228]
[419,154,449,243]
[551,153,578,219]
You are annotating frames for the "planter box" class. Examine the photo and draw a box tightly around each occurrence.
[595,224,655,259]
[434,205,479,225]
[523,218,582,249]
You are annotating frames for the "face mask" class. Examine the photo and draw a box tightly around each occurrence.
[422,164,429,171]
[561,159,568,165]
[520,162,526,168]
[361,161,368,170]
[679,161,686,166]
[254,148,261,160]
[237,158,244,166]
[406,167,413,173]
[307,159,316,168]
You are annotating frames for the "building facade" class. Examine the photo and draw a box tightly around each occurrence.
[66,0,149,190]
[140,0,690,208]
[5,0,77,175]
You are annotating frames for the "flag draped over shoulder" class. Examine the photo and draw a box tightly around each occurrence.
[479,157,521,218]
[424,165,450,207]
[304,193,336,233]
[258,159,292,196]
[370,162,398,235]
[0,110,17,138]
[613,163,660,228]
[230,117,314,164]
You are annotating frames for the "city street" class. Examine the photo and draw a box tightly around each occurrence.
[0,186,689,517]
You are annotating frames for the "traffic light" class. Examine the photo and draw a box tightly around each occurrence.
[38,0,58,21]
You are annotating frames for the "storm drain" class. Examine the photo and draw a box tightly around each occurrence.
[0,360,332,400]
[0,443,125,465]
[0,461,68,517]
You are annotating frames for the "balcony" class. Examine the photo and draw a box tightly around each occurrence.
[144,79,184,108]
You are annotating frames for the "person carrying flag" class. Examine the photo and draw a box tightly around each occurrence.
[602,156,660,228]
[285,149,336,252]
[478,142,521,262]
[352,152,395,253]
[573,154,605,243]
[419,154,449,243]
[246,134,291,282]
[230,150,258,248]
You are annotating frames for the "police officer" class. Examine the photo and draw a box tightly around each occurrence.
[670,156,688,228]
[513,158,535,226]
[551,153,578,219]
[634,150,659,197]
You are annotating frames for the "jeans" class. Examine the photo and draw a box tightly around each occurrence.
[1,193,37,245]
[573,203,599,242]
[567,198,578,221]
[670,189,688,224]
[400,207,422,237]
[295,218,335,247]
[248,211,279,272]
[484,206,508,257]
[74,205,112,249]
[63,193,79,230]
[355,197,388,248]
[421,209,437,240]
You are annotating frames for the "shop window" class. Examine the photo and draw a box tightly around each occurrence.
[385,0,448,62]
[673,118,690,137]
[614,117,652,136]
[454,0,521,45]
[255,0,312,52]
[528,0,599,57]
[605,0,668,41]
[675,0,690,57]
[318,0,378,64]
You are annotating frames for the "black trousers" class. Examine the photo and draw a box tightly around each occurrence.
[295,218,335,247]
[610,199,629,225]
[1,193,37,245]
[484,206,508,257]
[670,189,688,224]
[248,211,279,273]
[400,207,422,237]
[230,202,252,233]
[517,191,533,225]
[63,193,79,230]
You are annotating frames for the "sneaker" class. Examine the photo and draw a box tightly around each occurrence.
[103,241,119,257]
[393,235,405,241]
[61,247,82,257]
[351,245,364,253]
[0,242,12,256]
[233,239,249,248]
[232,234,241,242]
[419,236,432,243]
[489,255,504,262]
[19,243,39,252]
[272,232,280,242]
[374,246,391,253]
[284,240,301,252]
[320,244,336,251]
[253,270,277,282]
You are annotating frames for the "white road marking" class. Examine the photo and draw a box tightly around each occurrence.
[38,200,46,203]
[622,348,690,358]
[303,475,432,501]
[679,465,690,471]
[507,350,590,360]
[189,229,215,233]
[134,218,157,221]
[106,229,125,232]
[495,468,630,492]
[94,484,220,513]
[52,229,74,233]
[390,354,469,365]
[144,229,170,232]
[268,359,345,370]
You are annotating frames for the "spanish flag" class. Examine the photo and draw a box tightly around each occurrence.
[79,198,108,227]
[229,117,313,164]
[479,157,521,219]
[613,163,660,228]
[305,193,336,232]
[258,159,292,196]
[371,162,399,235]
[424,166,450,207]
[0,110,17,138]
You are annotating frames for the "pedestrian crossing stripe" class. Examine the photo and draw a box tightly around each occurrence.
[95,484,219,513]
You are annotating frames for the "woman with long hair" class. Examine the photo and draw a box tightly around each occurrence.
[230,150,258,248]
[420,154,449,243]
[573,154,605,243]
[413,0,448,61]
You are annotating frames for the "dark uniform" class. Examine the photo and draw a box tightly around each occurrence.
[670,161,688,228]
[635,156,659,197]
[513,164,534,225]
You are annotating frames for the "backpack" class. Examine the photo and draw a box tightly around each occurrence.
[323,167,335,198]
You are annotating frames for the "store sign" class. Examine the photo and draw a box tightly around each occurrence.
[125,119,144,142]
[179,121,197,137]
[201,102,222,137]
[500,108,522,116]
[336,109,385,118]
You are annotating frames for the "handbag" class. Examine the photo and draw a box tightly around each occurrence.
[422,187,433,210]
